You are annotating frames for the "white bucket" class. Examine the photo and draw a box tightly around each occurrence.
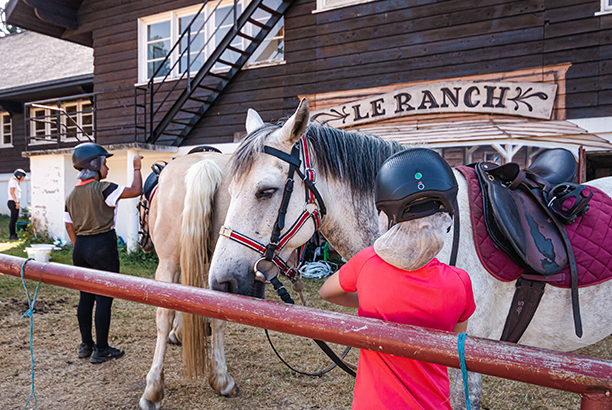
[25,246,53,262]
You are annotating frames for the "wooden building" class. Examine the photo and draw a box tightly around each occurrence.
[5,0,612,245]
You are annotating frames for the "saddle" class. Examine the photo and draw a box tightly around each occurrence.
[474,148,592,342]
[138,162,167,253]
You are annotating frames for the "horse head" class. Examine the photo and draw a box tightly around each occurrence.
[208,99,318,297]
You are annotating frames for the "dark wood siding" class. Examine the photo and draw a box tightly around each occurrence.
[77,0,612,146]
[0,112,30,174]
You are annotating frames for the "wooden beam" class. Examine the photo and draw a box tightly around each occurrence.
[23,0,78,30]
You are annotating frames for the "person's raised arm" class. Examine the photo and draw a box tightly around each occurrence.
[120,155,143,199]
[319,271,359,308]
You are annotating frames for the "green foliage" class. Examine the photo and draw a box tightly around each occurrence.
[18,206,30,222]
[117,242,159,275]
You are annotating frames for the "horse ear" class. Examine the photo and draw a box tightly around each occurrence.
[278,98,309,146]
[245,108,265,135]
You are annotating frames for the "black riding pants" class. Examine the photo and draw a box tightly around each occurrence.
[7,201,18,237]
[72,230,120,349]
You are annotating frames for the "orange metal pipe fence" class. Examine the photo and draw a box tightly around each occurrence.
[1,254,611,409]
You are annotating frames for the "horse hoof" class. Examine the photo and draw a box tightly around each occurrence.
[223,384,239,398]
[167,333,182,346]
[139,396,161,410]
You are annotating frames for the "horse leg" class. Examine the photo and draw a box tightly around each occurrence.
[449,370,482,410]
[208,318,238,397]
[168,312,182,345]
[140,260,180,410]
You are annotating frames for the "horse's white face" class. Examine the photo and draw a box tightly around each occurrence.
[209,99,315,297]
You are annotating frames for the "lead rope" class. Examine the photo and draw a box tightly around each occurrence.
[19,258,39,410]
[458,332,471,410]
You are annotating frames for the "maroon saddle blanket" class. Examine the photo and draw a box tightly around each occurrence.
[456,166,612,288]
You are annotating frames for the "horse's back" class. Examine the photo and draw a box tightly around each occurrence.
[149,152,229,257]
[586,175,612,197]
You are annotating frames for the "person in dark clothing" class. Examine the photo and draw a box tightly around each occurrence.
[64,143,142,364]
[7,169,26,240]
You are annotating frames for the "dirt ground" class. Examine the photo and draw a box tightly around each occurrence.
[1,271,611,410]
[0,225,610,410]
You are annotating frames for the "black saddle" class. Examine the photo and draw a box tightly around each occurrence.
[473,148,591,341]
[138,161,167,253]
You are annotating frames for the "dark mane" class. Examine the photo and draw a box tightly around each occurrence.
[228,122,404,198]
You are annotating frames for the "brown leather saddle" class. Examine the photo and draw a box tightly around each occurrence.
[474,148,592,341]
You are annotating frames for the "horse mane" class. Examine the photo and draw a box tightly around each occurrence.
[229,122,405,199]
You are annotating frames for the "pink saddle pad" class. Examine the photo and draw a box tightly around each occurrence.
[456,166,612,289]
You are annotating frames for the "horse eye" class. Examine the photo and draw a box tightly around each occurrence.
[256,187,277,200]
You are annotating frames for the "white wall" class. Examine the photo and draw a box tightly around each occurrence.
[0,172,31,216]
[26,142,235,251]
[29,154,77,243]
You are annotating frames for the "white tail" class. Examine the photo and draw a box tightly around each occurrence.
[180,158,224,379]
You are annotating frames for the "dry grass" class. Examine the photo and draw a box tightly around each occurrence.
[0,224,611,409]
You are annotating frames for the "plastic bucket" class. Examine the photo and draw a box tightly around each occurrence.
[24,247,53,262]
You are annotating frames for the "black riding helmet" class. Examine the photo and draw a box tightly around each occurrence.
[14,169,26,179]
[72,142,113,171]
[375,148,458,227]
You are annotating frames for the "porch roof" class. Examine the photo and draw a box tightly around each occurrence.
[0,31,93,95]
[351,118,612,151]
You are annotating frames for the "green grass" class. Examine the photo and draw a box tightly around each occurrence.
[0,214,158,284]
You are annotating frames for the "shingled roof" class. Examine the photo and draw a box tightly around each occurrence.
[0,31,93,93]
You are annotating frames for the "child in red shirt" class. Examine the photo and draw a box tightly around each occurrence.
[320,148,476,410]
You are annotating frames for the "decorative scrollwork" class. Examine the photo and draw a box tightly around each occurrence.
[311,106,350,125]
[507,87,549,112]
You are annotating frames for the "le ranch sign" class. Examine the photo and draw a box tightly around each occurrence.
[311,81,558,128]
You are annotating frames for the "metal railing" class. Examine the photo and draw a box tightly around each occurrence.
[148,0,236,136]
[24,87,147,151]
[1,253,611,409]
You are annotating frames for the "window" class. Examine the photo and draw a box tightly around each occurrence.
[0,113,12,147]
[315,0,377,13]
[29,100,92,144]
[139,0,285,83]
[30,107,58,144]
[485,152,501,165]
[596,0,612,15]
[62,101,94,142]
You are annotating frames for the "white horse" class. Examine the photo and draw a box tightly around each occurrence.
[205,98,612,408]
[139,151,238,410]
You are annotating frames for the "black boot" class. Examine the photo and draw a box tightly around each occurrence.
[90,346,125,364]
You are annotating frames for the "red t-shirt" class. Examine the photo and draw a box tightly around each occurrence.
[338,247,476,410]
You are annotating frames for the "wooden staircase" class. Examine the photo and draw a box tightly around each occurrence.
[147,0,295,146]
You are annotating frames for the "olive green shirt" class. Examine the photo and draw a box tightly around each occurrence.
[64,180,124,236]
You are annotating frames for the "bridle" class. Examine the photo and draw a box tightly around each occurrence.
[218,134,357,377]
[219,134,326,289]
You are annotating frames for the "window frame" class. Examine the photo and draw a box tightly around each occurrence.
[29,100,93,145]
[596,0,612,15]
[29,107,58,145]
[60,100,94,143]
[138,1,285,83]
[314,0,377,13]
[0,112,12,148]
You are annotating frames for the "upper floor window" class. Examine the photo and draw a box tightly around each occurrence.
[138,0,284,83]
[315,0,377,13]
[597,0,612,15]
[0,113,12,147]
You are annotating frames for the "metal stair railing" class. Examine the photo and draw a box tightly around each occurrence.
[147,0,295,146]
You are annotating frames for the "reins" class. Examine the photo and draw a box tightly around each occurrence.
[220,135,356,377]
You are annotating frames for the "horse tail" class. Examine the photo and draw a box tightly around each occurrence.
[180,157,224,380]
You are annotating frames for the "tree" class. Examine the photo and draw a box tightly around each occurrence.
[0,5,22,36]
